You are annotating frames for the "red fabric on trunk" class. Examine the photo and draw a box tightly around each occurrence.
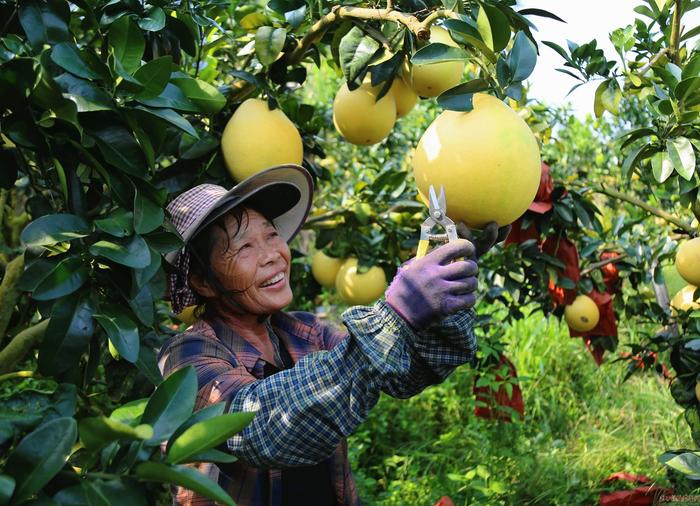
[473,355,524,422]
[529,162,555,214]
[599,472,671,506]
[504,217,539,246]
[434,496,455,506]
[600,252,622,294]
[542,236,580,307]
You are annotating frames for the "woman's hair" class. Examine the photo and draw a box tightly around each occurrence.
[187,204,276,320]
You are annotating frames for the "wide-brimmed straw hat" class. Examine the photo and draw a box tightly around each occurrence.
[165,164,314,313]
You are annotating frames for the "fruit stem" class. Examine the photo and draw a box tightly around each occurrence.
[577,182,695,235]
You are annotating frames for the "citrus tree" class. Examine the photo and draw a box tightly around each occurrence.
[1,0,699,503]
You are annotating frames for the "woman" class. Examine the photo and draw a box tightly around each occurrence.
[159,164,504,506]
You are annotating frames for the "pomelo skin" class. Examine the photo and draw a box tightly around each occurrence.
[564,295,600,332]
[390,76,418,118]
[671,284,700,314]
[412,93,541,228]
[311,250,344,289]
[335,258,387,305]
[221,98,303,182]
[333,81,397,145]
[408,26,465,97]
[676,237,700,286]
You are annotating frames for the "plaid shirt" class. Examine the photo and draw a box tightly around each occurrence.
[157,300,476,506]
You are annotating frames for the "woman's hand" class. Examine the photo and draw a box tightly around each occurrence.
[385,239,479,331]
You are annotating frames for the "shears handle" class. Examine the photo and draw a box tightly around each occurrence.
[414,237,464,262]
[416,239,430,259]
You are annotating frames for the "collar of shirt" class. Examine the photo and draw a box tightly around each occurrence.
[194,311,323,375]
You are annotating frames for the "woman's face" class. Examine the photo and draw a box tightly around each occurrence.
[208,208,293,315]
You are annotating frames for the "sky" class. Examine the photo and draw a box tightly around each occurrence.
[518,0,700,117]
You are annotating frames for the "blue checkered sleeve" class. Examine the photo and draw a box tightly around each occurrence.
[226,300,476,467]
[380,305,477,398]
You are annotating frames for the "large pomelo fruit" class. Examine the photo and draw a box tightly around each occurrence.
[412,93,541,228]
[221,98,303,182]
[676,237,700,286]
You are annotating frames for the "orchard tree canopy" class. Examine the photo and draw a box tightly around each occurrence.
[1,0,700,503]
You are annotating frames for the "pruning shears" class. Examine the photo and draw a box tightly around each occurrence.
[415,184,460,259]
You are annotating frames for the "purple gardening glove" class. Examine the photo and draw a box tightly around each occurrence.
[385,239,478,331]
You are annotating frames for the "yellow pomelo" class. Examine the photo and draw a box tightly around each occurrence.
[676,238,700,286]
[671,284,700,314]
[221,98,303,182]
[311,251,344,289]
[333,81,396,145]
[390,76,418,118]
[412,93,541,228]
[408,26,465,97]
[335,258,387,305]
[176,305,200,326]
[564,295,600,332]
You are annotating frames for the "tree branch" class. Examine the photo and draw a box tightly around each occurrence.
[670,0,682,65]
[0,253,24,347]
[638,48,668,75]
[579,183,694,235]
[580,253,627,277]
[0,320,50,375]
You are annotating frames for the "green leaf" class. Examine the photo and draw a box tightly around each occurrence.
[667,137,696,180]
[676,76,700,102]
[171,78,226,114]
[89,235,151,269]
[135,462,235,506]
[0,475,14,506]
[128,283,154,326]
[184,448,238,464]
[255,26,287,66]
[95,209,134,238]
[339,27,381,82]
[134,190,164,235]
[411,42,468,65]
[92,125,147,177]
[165,403,226,454]
[18,1,69,52]
[79,417,152,450]
[476,4,511,52]
[109,16,145,74]
[660,451,700,479]
[601,78,621,115]
[135,344,163,386]
[507,31,537,82]
[133,56,172,99]
[443,19,497,63]
[131,106,198,137]
[138,6,166,32]
[141,366,197,443]
[51,43,102,80]
[5,417,77,504]
[621,145,647,179]
[166,412,256,464]
[94,311,140,363]
[138,83,199,112]
[651,151,674,182]
[110,398,148,426]
[80,479,148,506]
[437,79,489,111]
[54,73,114,112]
[39,295,95,375]
[32,256,88,301]
[20,213,90,247]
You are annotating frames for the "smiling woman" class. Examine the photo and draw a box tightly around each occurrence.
[157,164,491,506]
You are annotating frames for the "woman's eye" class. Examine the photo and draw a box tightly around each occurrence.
[268,232,279,239]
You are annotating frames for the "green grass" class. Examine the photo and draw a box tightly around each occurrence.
[347,311,691,505]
